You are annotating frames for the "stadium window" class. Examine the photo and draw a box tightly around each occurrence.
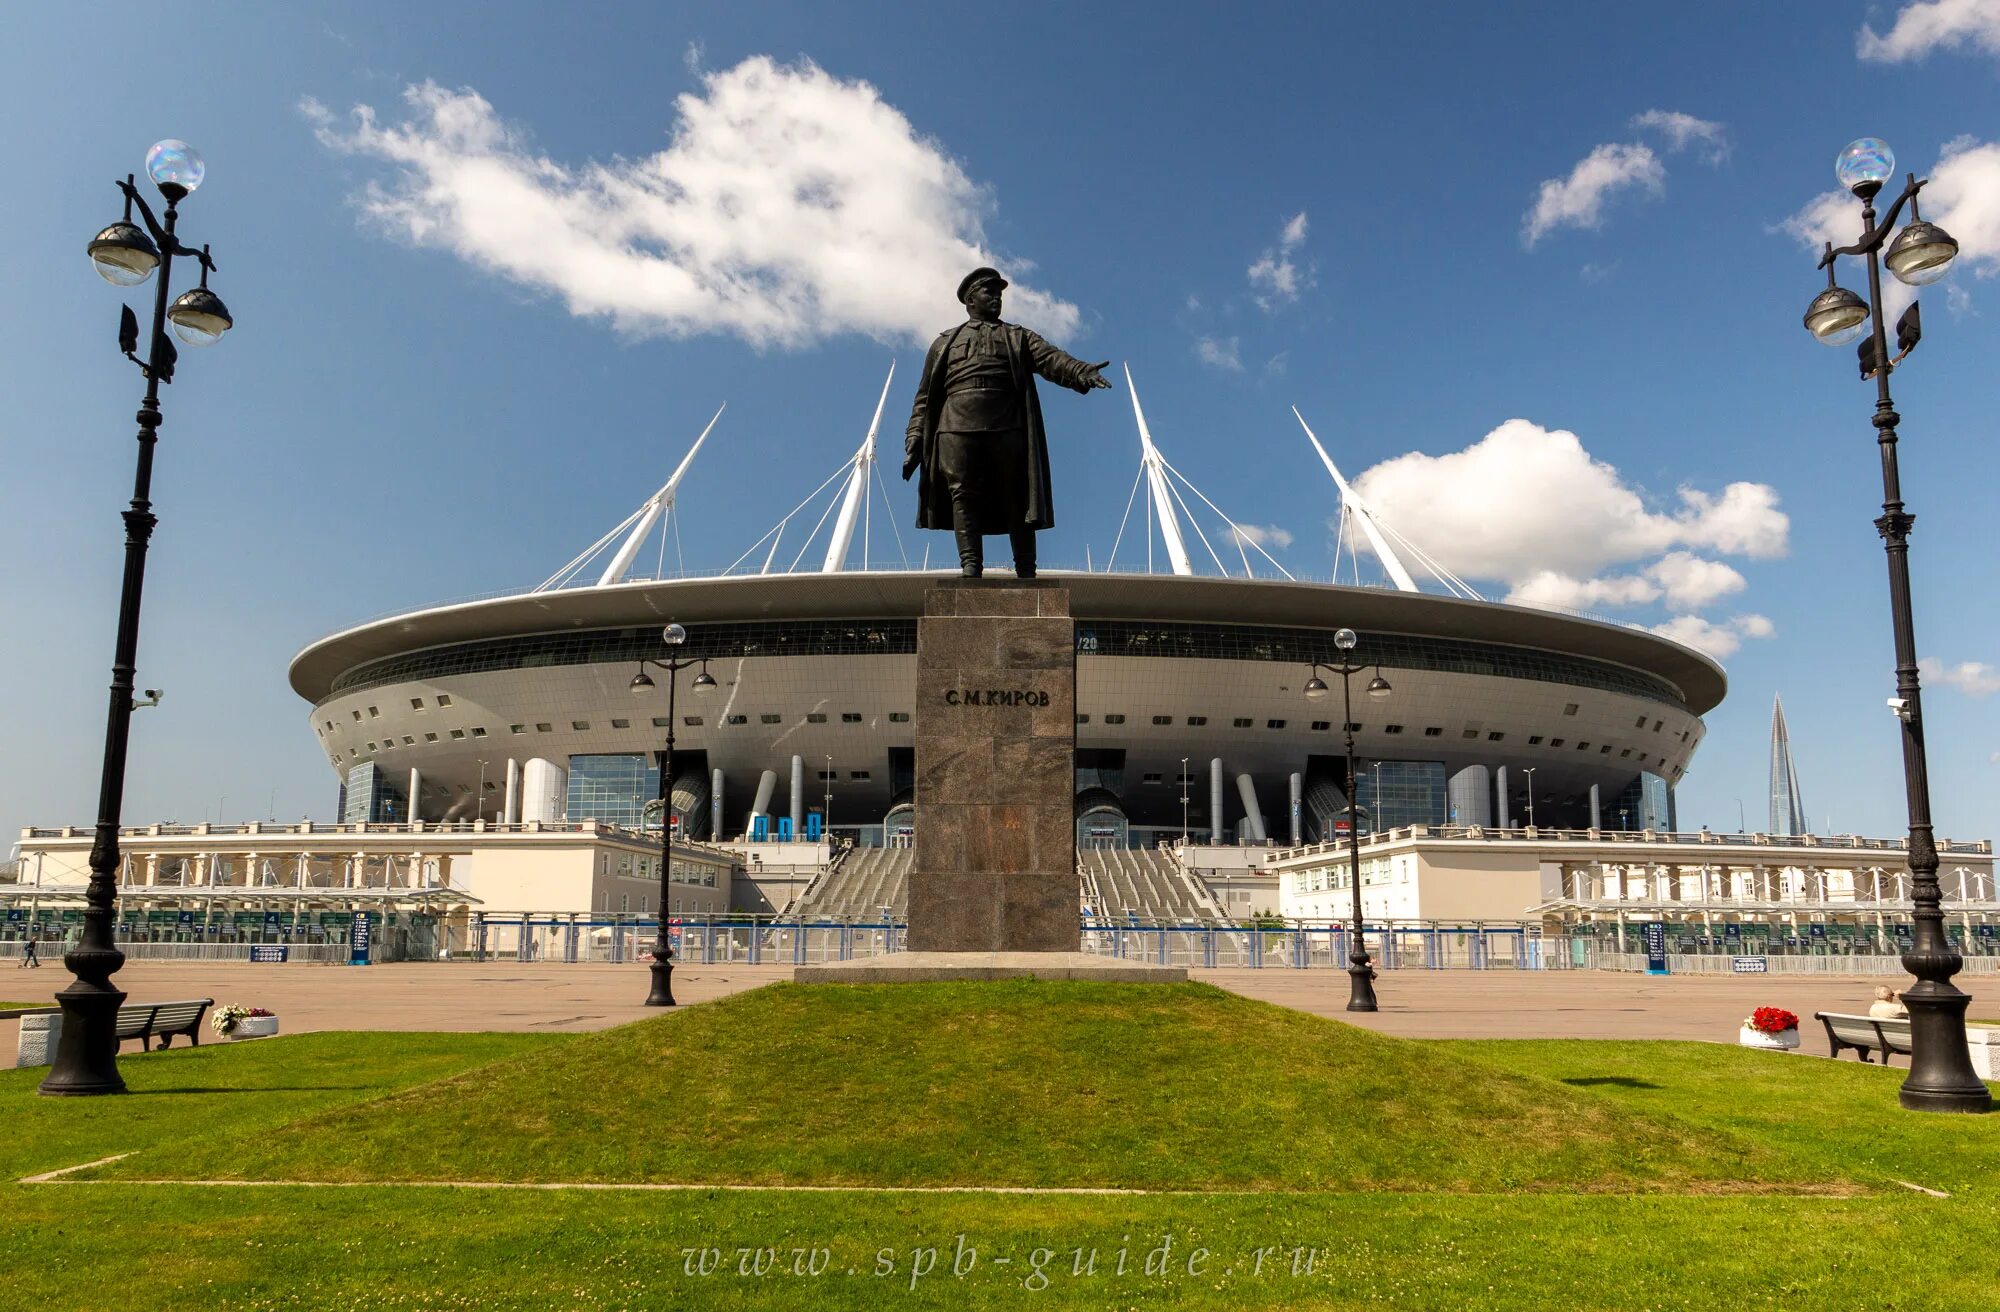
[889,712,910,723]
[1423,727,1443,737]
[1076,714,1091,724]
[368,706,380,718]
[1232,718,1253,728]
[572,721,590,731]
[726,715,747,725]
[472,727,488,738]
[401,736,414,746]
[424,733,439,743]
[1462,729,1479,739]
[1142,773,1163,784]
[1576,742,1590,751]
[1563,703,1579,716]
[1345,722,1361,733]
[1311,721,1331,732]
[410,699,424,711]
[650,717,669,728]
[1186,716,1207,726]
[450,729,466,740]
[1601,745,1613,754]
[324,720,333,731]
[760,714,782,725]
[1152,715,1172,726]
[351,710,362,722]
[610,719,629,730]
[437,695,453,707]
[535,723,553,733]
[1620,748,1632,757]
[1549,737,1564,748]
[1266,719,1286,730]
[1653,720,1664,732]
[842,713,863,723]
[1384,724,1403,734]
[1105,714,1127,725]
[1488,731,1504,742]
[807,713,828,723]
[1636,715,1648,728]
[849,771,871,781]
[366,742,377,752]
[1528,735,1543,745]
[510,725,527,735]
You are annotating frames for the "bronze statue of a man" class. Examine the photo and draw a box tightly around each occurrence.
[902,267,1110,578]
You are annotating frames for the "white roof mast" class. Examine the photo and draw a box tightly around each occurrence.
[1125,364,1193,576]
[594,404,726,587]
[1292,407,1419,593]
[822,362,896,573]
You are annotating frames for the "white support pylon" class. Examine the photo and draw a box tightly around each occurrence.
[822,362,896,573]
[1125,365,1192,577]
[1292,407,1419,594]
[596,404,726,587]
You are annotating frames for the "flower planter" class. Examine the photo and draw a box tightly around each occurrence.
[227,1015,279,1041]
[1738,1025,1799,1051]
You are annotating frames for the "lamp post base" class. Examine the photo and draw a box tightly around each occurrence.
[1346,955,1379,1013]
[38,980,128,1097]
[1898,983,1992,1113]
[644,956,677,1008]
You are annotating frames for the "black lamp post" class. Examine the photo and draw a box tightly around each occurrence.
[1303,627,1391,1012]
[628,623,716,1007]
[43,142,233,1098]
[1801,137,1989,1114]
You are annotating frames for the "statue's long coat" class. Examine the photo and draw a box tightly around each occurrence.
[903,321,1099,531]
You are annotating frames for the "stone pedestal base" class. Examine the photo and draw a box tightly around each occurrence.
[796,952,1185,984]
[907,580,1079,953]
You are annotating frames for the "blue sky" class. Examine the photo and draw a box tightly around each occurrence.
[6,1,2000,844]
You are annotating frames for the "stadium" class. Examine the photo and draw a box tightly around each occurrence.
[290,381,1724,863]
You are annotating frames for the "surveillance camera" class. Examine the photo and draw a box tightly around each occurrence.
[1886,696,1910,720]
[144,689,161,701]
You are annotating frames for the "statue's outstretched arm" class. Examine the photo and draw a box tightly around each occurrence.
[1025,330,1112,393]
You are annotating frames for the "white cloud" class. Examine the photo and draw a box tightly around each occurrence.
[1631,110,1729,164]
[1650,614,1775,660]
[683,40,705,74]
[1522,143,1665,247]
[1920,657,2000,696]
[1232,523,1295,550]
[1195,335,1243,371]
[1859,0,2000,62]
[1505,571,1659,610]
[1644,552,1747,610]
[1352,418,1789,586]
[1579,260,1618,283]
[1248,211,1310,309]
[304,61,1082,348]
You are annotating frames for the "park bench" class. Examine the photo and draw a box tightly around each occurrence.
[1813,1010,1913,1065]
[115,999,214,1051]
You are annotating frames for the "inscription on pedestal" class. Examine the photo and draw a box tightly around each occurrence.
[907,580,1078,953]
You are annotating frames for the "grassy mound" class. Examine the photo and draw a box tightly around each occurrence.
[106,980,1841,1193]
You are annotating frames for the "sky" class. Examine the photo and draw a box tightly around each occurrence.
[6,1,2000,846]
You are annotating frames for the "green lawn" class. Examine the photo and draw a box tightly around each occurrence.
[2,981,1994,1310]
[97,981,1812,1193]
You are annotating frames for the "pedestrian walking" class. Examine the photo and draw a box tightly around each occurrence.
[19,938,40,968]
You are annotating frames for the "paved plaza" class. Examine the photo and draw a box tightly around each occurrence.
[7,961,1990,1067]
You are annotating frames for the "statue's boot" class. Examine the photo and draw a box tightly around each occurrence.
[1010,528,1037,579]
[955,527,983,578]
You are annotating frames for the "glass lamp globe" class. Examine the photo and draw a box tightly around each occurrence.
[167,287,232,346]
[1333,627,1358,651]
[145,140,205,200]
[1803,286,1870,346]
[1885,220,1959,286]
[662,623,687,646]
[1835,138,1894,196]
[87,220,160,286]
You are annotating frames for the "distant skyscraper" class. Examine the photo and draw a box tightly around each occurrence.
[1769,695,1807,835]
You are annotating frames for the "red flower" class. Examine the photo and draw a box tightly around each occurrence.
[1748,1006,1799,1034]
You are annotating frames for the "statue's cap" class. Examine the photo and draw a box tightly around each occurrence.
[957,266,1008,303]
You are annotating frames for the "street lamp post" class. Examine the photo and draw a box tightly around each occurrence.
[824,754,834,841]
[1303,628,1391,1012]
[43,142,233,1098]
[1180,756,1190,845]
[1800,137,1989,1113]
[628,624,716,1007]
[1523,766,1537,830]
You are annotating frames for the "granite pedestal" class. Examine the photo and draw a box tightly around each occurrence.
[810,578,1183,982]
